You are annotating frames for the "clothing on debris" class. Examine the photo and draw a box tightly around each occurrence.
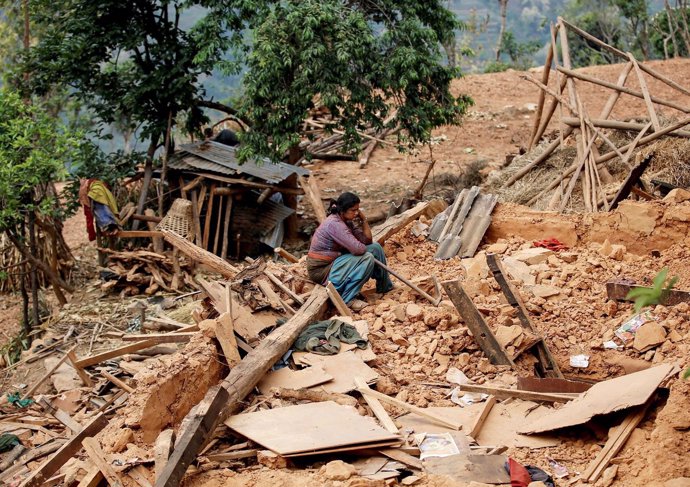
[293,319,368,355]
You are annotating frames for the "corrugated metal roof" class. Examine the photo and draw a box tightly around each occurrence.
[176,141,309,184]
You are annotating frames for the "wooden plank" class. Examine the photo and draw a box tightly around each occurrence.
[75,324,199,368]
[21,346,76,400]
[609,154,655,210]
[206,450,258,462]
[326,281,353,317]
[212,194,224,256]
[257,279,295,315]
[442,280,515,367]
[161,228,239,278]
[37,397,83,433]
[468,396,497,439]
[355,377,399,434]
[225,401,399,456]
[76,464,103,487]
[378,447,423,470]
[101,371,136,394]
[583,398,654,482]
[190,172,304,194]
[216,313,241,367]
[457,384,577,403]
[121,333,196,343]
[257,365,332,395]
[18,413,108,487]
[372,199,446,245]
[82,437,124,487]
[274,247,299,263]
[486,254,563,378]
[154,286,330,487]
[154,429,175,482]
[116,230,165,239]
[517,377,591,394]
[357,386,462,431]
[264,270,304,305]
[128,465,154,487]
[606,278,690,306]
[220,197,233,260]
[202,184,216,250]
[298,175,327,223]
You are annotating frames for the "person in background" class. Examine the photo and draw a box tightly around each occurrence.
[306,192,393,311]
[78,178,119,241]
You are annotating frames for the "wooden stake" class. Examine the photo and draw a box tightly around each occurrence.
[326,281,353,317]
[468,396,497,439]
[355,377,399,434]
[274,247,299,263]
[529,33,555,150]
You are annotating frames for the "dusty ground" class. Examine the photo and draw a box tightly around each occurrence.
[2,59,690,487]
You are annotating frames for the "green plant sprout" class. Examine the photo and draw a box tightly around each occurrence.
[625,267,678,314]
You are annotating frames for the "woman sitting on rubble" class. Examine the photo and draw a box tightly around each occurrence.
[307,192,394,310]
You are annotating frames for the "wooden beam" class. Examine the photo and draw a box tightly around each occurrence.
[371,200,445,245]
[37,397,83,433]
[357,386,461,431]
[442,280,515,367]
[456,384,577,403]
[202,184,216,250]
[121,333,196,343]
[82,437,124,487]
[606,278,690,306]
[116,230,165,239]
[274,247,299,264]
[486,254,562,378]
[298,176,327,223]
[190,172,304,195]
[220,197,233,260]
[18,413,108,487]
[161,228,239,278]
[354,377,399,434]
[154,430,176,482]
[264,270,304,306]
[76,464,103,487]
[216,286,241,367]
[206,450,258,462]
[468,396,497,439]
[75,324,199,368]
[101,371,136,394]
[66,350,93,387]
[257,279,295,315]
[154,286,330,487]
[326,281,353,317]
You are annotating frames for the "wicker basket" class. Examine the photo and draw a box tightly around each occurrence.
[157,198,193,240]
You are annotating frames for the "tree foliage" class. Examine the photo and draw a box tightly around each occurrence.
[625,267,678,314]
[25,0,472,162]
[0,89,81,233]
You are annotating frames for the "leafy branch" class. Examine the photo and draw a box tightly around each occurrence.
[625,267,678,314]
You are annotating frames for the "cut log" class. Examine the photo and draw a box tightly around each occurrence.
[161,228,239,278]
[18,413,108,487]
[274,247,299,264]
[154,286,329,487]
[371,199,446,244]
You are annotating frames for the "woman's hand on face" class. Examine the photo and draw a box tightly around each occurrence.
[358,209,367,222]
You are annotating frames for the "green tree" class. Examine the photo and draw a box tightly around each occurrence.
[613,0,651,59]
[563,0,626,66]
[0,89,82,331]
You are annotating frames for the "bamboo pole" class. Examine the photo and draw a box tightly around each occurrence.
[598,62,633,120]
[628,53,660,131]
[528,34,555,150]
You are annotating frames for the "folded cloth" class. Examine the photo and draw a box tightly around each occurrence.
[293,319,367,355]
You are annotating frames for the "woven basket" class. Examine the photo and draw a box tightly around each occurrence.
[157,198,193,240]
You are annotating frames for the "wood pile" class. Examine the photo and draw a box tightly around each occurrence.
[99,248,195,296]
[500,17,690,212]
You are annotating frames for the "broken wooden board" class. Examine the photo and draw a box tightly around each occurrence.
[301,351,378,394]
[398,403,560,449]
[442,280,515,367]
[423,454,510,485]
[486,253,563,379]
[517,377,592,394]
[224,401,400,456]
[434,187,480,257]
[256,365,333,395]
[372,199,446,245]
[606,278,690,307]
[519,364,674,434]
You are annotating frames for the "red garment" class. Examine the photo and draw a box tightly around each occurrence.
[533,238,568,251]
[508,458,532,487]
[83,205,97,241]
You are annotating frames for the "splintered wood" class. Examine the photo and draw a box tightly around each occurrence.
[513,17,690,212]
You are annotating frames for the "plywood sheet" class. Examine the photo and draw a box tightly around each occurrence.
[519,364,674,434]
[257,366,333,395]
[225,401,400,455]
[398,403,560,449]
[303,351,378,393]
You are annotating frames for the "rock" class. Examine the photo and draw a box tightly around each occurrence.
[257,450,288,469]
[401,475,421,485]
[406,303,424,321]
[512,247,553,265]
[664,478,690,487]
[528,482,549,487]
[457,352,471,367]
[600,239,613,257]
[495,325,523,348]
[617,201,660,235]
[633,322,667,352]
[529,284,561,298]
[503,257,536,286]
[609,244,626,261]
[560,252,578,263]
[668,329,683,342]
[322,460,356,481]
[664,188,690,203]
[601,465,618,487]
[392,305,406,322]
[665,203,690,222]
[391,333,409,346]
[486,243,509,254]
[477,358,497,374]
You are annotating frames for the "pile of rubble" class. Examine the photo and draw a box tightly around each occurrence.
[1,195,689,487]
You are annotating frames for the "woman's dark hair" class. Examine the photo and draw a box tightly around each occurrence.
[328,192,360,215]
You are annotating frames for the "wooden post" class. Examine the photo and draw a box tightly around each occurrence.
[202,184,216,251]
[220,197,233,260]
[190,191,203,247]
[154,286,329,487]
[598,62,633,120]
[144,209,164,253]
[529,35,555,150]
[161,228,239,278]
[326,282,353,317]
[212,194,224,256]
